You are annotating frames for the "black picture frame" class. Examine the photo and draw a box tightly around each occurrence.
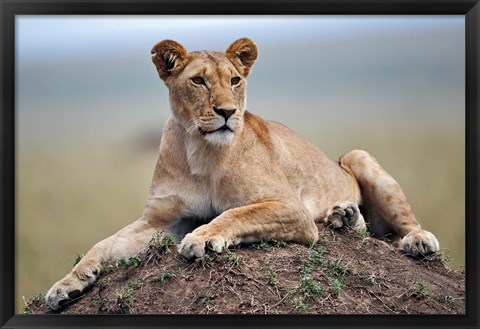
[1,1,478,328]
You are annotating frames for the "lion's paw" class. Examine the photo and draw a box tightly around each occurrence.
[325,201,366,231]
[46,277,86,310]
[178,232,226,260]
[45,263,99,310]
[401,229,440,257]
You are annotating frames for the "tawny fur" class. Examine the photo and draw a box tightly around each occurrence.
[45,38,439,310]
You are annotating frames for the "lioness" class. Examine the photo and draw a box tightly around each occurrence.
[46,38,440,310]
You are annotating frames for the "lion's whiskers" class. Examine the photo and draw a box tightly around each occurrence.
[185,118,200,135]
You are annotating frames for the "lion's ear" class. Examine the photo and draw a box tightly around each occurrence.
[226,38,258,77]
[151,40,188,81]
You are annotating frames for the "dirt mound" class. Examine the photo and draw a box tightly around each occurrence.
[25,225,465,315]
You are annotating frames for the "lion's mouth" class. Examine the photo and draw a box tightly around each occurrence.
[199,125,233,135]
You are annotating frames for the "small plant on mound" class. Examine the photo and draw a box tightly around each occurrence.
[443,295,461,304]
[116,256,142,268]
[324,258,351,279]
[265,268,278,287]
[301,276,324,298]
[408,278,430,299]
[128,279,144,290]
[251,239,288,250]
[155,270,177,284]
[359,271,378,286]
[299,245,351,299]
[297,245,327,302]
[23,293,44,314]
[327,277,343,296]
[355,228,370,249]
[117,288,133,310]
[323,258,351,296]
[318,230,336,242]
[223,249,244,268]
[100,264,116,275]
[302,247,326,274]
[92,255,142,280]
[292,297,308,313]
[149,231,176,254]
[72,254,84,267]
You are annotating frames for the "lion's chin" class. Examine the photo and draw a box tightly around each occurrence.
[203,130,235,147]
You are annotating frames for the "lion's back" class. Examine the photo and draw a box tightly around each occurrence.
[264,118,359,219]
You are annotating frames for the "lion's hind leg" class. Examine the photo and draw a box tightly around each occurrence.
[324,200,366,231]
[339,149,440,257]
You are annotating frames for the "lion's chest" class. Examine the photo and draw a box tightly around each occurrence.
[175,135,244,219]
[178,174,234,222]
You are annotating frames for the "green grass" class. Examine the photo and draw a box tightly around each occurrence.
[117,288,133,309]
[155,271,177,284]
[300,250,351,298]
[318,230,335,242]
[298,247,328,299]
[301,276,324,298]
[23,293,44,314]
[128,279,144,290]
[355,227,370,239]
[324,258,351,280]
[100,264,116,276]
[327,277,343,297]
[323,258,351,296]
[356,238,370,250]
[314,253,349,296]
[223,249,244,267]
[72,254,83,267]
[292,297,308,313]
[116,256,142,268]
[265,268,278,287]
[408,278,430,299]
[149,231,176,254]
[355,228,370,249]
[90,296,101,306]
[250,239,288,250]
[302,246,326,275]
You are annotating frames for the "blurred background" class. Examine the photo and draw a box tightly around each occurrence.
[15,16,465,313]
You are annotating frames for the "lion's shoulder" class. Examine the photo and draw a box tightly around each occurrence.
[243,111,274,151]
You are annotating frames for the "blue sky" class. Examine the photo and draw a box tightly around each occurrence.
[15,15,465,143]
[17,15,464,62]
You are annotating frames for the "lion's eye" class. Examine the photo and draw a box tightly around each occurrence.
[191,77,205,85]
[231,77,241,86]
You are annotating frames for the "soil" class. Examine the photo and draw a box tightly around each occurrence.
[25,224,465,315]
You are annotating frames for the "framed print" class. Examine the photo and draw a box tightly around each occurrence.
[1,1,479,329]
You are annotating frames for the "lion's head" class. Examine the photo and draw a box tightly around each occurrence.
[151,38,258,146]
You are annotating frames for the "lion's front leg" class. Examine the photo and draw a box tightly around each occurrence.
[178,199,318,259]
[45,219,158,310]
[45,197,183,310]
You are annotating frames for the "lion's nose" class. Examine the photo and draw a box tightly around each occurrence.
[213,107,236,120]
